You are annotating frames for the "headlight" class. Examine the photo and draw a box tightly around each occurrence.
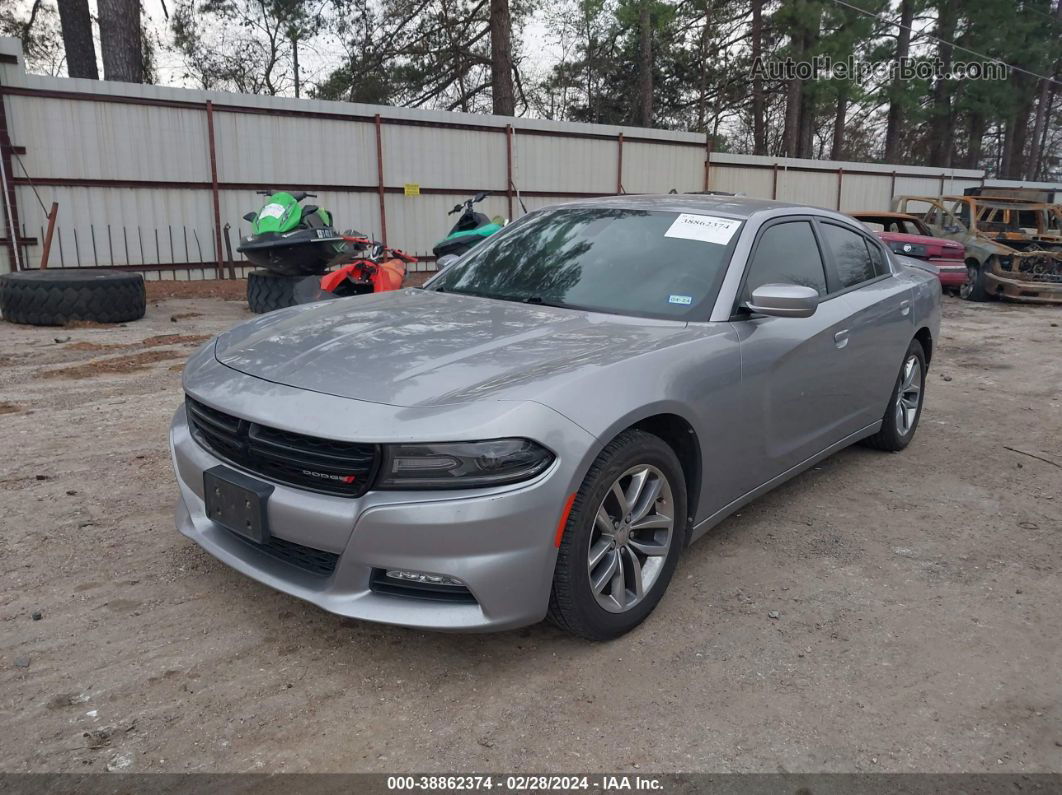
[377,439,555,489]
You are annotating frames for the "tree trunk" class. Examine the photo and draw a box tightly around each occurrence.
[1025,2,1062,179]
[635,1,653,127]
[751,0,766,154]
[796,14,819,158]
[962,112,985,170]
[928,0,956,168]
[1001,74,1034,179]
[489,0,515,115]
[56,0,98,79]
[883,0,913,163]
[97,0,143,83]
[1032,83,1056,180]
[830,90,847,161]
[782,2,805,157]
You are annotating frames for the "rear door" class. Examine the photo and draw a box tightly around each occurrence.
[730,217,859,491]
[815,219,914,429]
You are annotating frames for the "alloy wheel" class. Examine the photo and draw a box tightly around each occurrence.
[587,465,674,613]
[895,355,922,436]
[959,265,977,300]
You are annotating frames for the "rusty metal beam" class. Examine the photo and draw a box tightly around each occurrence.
[205,101,224,280]
[374,114,387,245]
[39,201,58,268]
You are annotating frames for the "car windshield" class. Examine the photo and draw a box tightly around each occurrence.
[427,207,743,320]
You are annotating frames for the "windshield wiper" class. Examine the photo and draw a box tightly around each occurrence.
[521,295,568,308]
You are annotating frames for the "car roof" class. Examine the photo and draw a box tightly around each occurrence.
[550,193,843,221]
[849,210,918,219]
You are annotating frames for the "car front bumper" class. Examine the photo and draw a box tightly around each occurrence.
[170,387,594,632]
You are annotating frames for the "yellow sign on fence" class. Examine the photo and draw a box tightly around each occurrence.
[404,183,420,196]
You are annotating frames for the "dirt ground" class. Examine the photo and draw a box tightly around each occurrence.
[0,288,1060,775]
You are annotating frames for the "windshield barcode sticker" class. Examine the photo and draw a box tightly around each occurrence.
[665,213,741,245]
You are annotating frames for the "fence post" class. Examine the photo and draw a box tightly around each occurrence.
[0,95,22,271]
[772,163,779,199]
[616,132,624,195]
[704,133,713,192]
[890,170,897,202]
[940,172,947,195]
[205,100,224,279]
[505,124,514,219]
[836,168,844,210]
[375,114,387,245]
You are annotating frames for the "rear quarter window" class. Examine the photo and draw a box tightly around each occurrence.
[821,222,878,289]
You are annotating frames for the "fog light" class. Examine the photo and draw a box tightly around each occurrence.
[386,569,465,587]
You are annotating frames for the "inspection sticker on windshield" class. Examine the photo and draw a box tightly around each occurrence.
[664,213,740,245]
[668,295,692,305]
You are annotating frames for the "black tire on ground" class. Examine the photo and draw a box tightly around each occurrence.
[959,260,990,302]
[861,338,926,452]
[247,270,299,314]
[547,429,688,641]
[0,270,146,326]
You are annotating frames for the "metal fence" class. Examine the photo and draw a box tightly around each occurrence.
[0,36,997,280]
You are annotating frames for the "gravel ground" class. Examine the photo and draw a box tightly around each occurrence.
[0,289,1060,774]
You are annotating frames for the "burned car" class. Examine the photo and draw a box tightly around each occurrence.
[893,195,1062,304]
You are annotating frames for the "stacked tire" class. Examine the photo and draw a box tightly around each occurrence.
[247,270,300,314]
[0,270,146,326]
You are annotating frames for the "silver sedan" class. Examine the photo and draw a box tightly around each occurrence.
[170,195,941,639]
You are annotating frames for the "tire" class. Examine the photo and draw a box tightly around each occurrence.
[0,270,146,326]
[548,429,688,641]
[959,260,990,302]
[861,339,926,452]
[247,270,299,314]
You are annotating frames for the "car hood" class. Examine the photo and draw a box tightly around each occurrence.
[215,288,692,407]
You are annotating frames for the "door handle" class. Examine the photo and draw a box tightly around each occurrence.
[834,329,849,349]
[899,299,911,316]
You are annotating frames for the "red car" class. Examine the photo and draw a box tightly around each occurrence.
[850,211,966,290]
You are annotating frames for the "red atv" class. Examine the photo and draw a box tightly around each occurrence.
[294,234,416,304]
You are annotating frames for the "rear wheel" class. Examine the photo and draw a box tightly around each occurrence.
[959,260,990,301]
[246,270,299,314]
[548,430,687,640]
[862,339,926,452]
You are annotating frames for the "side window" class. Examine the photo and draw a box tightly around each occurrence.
[865,237,889,276]
[821,222,877,289]
[740,221,827,305]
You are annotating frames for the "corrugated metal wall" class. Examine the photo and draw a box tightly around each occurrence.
[0,36,998,279]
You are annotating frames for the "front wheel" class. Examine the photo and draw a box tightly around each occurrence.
[959,261,990,301]
[862,339,926,452]
[548,430,687,640]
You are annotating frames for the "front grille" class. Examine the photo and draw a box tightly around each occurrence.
[226,530,339,577]
[186,397,379,497]
[369,569,478,604]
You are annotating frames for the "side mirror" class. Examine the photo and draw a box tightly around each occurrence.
[243,212,257,222]
[746,284,820,319]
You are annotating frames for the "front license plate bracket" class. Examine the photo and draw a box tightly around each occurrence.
[203,466,274,544]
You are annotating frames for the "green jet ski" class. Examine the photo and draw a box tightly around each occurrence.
[237,191,348,276]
